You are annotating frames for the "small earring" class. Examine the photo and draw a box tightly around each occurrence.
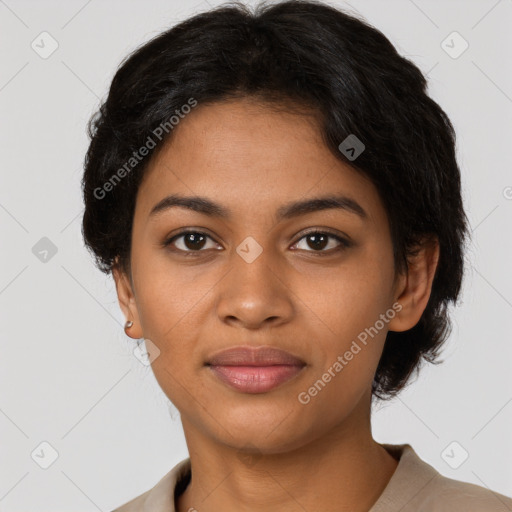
[124,320,133,329]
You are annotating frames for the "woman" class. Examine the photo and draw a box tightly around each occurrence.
[81,1,512,510]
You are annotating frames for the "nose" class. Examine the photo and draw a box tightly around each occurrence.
[215,246,295,330]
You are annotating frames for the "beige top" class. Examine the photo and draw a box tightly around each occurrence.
[112,443,512,511]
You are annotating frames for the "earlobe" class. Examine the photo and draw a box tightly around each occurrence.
[112,259,144,339]
[388,236,440,333]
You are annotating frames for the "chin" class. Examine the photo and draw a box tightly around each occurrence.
[207,406,313,453]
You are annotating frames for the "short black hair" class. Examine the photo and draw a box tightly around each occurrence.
[81,0,470,401]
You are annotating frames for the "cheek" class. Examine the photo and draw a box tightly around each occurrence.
[301,247,395,385]
[306,253,393,339]
[133,246,210,336]
[139,287,203,410]
[131,268,202,379]
[295,268,392,419]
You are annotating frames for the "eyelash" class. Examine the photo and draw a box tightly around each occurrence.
[162,229,352,257]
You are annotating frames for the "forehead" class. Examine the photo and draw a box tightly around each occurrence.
[135,98,384,227]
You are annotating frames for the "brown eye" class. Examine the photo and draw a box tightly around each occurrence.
[164,231,219,252]
[292,231,351,254]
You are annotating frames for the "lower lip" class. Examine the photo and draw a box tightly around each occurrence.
[208,365,304,393]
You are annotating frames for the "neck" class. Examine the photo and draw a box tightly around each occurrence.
[175,396,398,512]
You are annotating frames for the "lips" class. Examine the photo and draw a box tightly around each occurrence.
[206,345,305,366]
[206,346,306,394]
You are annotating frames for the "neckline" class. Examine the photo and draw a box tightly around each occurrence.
[171,443,412,511]
[173,462,192,506]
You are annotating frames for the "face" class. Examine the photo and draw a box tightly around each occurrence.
[114,97,419,454]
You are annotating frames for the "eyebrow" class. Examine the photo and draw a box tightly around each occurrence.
[149,193,368,222]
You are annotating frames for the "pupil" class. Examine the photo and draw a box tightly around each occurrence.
[308,234,327,250]
[185,233,206,250]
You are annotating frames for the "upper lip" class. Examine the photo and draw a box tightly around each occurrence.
[206,345,306,366]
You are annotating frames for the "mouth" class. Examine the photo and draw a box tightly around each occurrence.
[205,345,306,394]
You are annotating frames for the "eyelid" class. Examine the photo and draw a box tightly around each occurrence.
[293,227,352,244]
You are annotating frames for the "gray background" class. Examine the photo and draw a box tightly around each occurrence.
[1,0,511,510]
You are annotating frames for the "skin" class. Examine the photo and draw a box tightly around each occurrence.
[113,96,440,512]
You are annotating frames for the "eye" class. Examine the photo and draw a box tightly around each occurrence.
[291,230,351,254]
[163,230,220,254]
[163,229,352,256]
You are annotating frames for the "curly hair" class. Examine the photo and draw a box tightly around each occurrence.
[81,0,470,401]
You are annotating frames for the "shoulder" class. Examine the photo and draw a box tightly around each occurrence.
[109,458,191,512]
[418,472,512,511]
[373,443,512,512]
[411,471,512,511]
[111,489,150,512]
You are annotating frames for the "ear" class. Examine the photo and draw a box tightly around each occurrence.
[112,258,144,339]
[388,235,440,332]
